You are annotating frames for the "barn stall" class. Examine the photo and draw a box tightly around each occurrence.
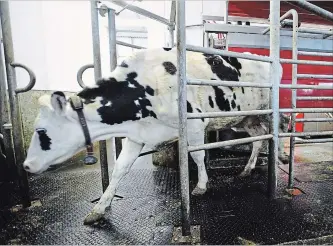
[1,0,333,244]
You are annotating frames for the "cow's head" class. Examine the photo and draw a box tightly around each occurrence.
[23,91,88,174]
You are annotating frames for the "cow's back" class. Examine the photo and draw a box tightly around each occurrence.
[116,48,277,130]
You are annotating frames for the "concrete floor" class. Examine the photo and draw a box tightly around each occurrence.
[281,137,333,163]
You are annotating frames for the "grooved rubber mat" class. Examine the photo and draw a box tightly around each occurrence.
[1,160,333,245]
[279,161,333,182]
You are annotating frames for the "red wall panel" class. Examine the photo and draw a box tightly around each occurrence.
[228,47,333,109]
[228,1,333,26]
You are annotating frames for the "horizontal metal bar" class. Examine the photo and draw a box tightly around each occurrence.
[280,108,333,113]
[297,74,333,79]
[296,118,333,122]
[280,59,333,66]
[202,15,271,25]
[188,134,273,152]
[116,28,148,34]
[280,84,333,90]
[227,32,333,52]
[298,51,333,57]
[295,138,333,144]
[108,0,171,26]
[205,23,264,35]
[323,33,333,39]
[187,78,272,88]
[297,96,333,101]
[279,131,333,138]
[205,22,332,39]
[298,28,333,35]
[205,15,333,37]
[187,44,272,63]
[188,109,272,119]
[202,15,225,22]
[116,40,146,49]
[11,63,36,94]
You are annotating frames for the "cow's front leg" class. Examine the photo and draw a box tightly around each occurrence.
[278,137,289,164]
[190,149,208,195]
[84,138,144,225]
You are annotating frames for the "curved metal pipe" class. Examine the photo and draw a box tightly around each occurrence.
[77,64,94,89]
[262,9,299,34]
[11,63,36,94]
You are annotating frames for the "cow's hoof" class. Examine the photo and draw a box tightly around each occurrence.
[279,154,289,164]
[191,186,207,196]
[239,170,251,178]
[83,212,104,225]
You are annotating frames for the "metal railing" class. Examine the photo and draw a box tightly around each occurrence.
[284,12,333,188]
[177,0,333,237]
[78,1,176,193]
[0,1,37,207]
[202,4,332,192]
[176,0,282,236]
[79,0,333,239]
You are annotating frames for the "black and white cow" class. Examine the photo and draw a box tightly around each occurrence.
[23,48,289,224]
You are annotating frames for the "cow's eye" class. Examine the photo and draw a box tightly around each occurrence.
[36,128,47,135]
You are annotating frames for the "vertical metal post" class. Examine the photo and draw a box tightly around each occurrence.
[203,32,209,47]
[168,26,175,48]
[108,8,117,71]
[268,0,280,199]
[169,0,176,48]
[223,0,229,50]
[0,1,31,207]
[176,0,191,236]
[0,32,15,175]
[288,11,299,189]
[90,0,109,192]
[107,7,117,167]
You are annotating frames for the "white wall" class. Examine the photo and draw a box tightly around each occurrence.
[9,1,96,91]
[8,0,225,92]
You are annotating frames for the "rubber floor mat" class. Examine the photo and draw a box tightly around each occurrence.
[279,161,333,182]
[2,161,333,244]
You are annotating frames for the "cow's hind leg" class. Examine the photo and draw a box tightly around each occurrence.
[187,123,209,196]
[84,138,143,225]
[239,119,266,177]
[239,140,263,177]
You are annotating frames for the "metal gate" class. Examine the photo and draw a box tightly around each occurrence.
[76,0,175,194]
[80,0,333,240]
[0,2,36,208]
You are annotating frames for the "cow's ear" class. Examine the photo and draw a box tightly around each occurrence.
[51,91,67,114]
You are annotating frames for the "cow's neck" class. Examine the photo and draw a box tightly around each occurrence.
[91,121,133,142]
[70,110,134,143]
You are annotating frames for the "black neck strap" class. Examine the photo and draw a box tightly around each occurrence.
[69,95,97,165]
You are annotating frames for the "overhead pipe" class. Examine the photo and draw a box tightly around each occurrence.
[285,0,333,23]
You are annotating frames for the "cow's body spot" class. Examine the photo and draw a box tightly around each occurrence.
[120,61,129,68]
[162,61,177,75]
